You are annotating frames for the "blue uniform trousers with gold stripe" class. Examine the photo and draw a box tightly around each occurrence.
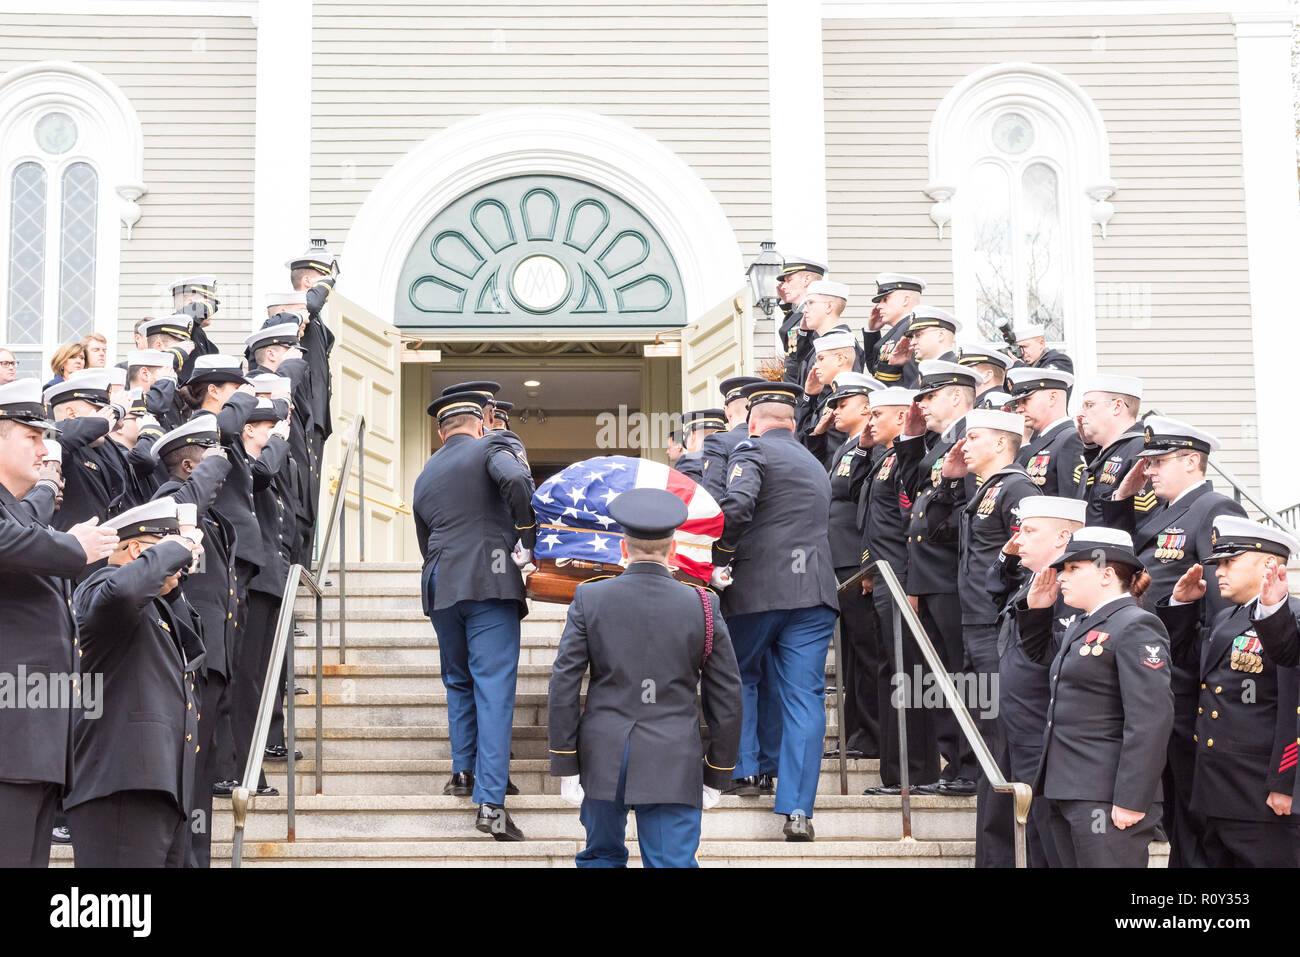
[728,606,837,817]
[577,739,701,868]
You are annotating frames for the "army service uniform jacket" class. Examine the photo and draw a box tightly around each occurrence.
[1158,596,1300,822]
[413,431,537,619]
[674,450,705,484]
[712,427,839,619]
[1017,418,1086,498]
[548,562,743,805]
[699,421,747,502]
[1025,595,1173,810]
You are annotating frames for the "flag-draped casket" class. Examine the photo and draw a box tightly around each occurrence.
[525,455,724,604]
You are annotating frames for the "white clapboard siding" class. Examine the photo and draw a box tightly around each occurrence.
[310,0,772,330]
[0,13,256,357]
[823,14,1262,493]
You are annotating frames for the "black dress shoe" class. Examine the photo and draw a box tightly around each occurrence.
[909,781,943,795]
[936,777,976,796]
[294,685,308,695]
[442,771,474,796]
[724,775,761,796]
[863,784,902,796]
[264,745,303,761]
[51,825,71,844]
[256,784,279,797]
[293,626,307,637]
[783,813,815,842]
[823,747,866,759]
[506,778,520,796]
[211,779,239,797]
[476,804,524,842]
[757,773,775,794]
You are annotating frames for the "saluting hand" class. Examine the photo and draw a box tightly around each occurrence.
[888,336,913,366]
[1171,563,1206,604]
[812,405,835,436]
[69,517,118,564]
[866,302,886,332]
[1111,805,1145,830]
[940,438,968,479]
[1115,460,1147,500]
[1027,567,1059,609]
[903,401,927,437]
[1260,561,1289,608]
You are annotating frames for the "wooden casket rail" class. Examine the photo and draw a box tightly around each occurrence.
[525,558,706,605]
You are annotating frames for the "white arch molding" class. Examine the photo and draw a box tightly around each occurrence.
[340,107,744,333]
[926,62,1115,387]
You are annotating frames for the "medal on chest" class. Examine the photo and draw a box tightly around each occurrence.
[878,338,893,363]
[1027,453,1050,486]
[976,484,1001,517]
[786,327,799,356]
[836,452,854,478]
[930,457,943,488]
[1154,529,1186,562]
[1080,630,1110,657]
[1099,457,1123,485]
[1230,631,1264,673]
[876,453,895,482]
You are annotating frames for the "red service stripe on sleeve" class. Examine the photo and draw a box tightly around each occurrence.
[1279,756,1297,773]
[899,493,912,509]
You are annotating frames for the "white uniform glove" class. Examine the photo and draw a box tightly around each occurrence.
[138,414,161,433]
[709,565,733,590]
[702,785,721,810]
[560,775,584,806]
[512,543,533,570]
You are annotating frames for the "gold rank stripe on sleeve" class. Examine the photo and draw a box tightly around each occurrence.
[705,758,735,771]
[1135,491,1158,512]
[548,748,577,754]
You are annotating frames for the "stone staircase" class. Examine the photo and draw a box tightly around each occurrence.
[50,561,1170,867]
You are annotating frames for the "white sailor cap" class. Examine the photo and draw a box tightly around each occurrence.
[43,438,61,463]
[806,279,850,302]
[286,240,337,273]
[828,371,884,405]
[872,272,925,302]
[979,390,1016,410]
[44,369,113,408]
[870,387,917,407]
[914,359,980,398]
[0,378,59,431]
[1137,415,1220,458]
[1052,526,1141,570]
[265,291,308,310]
[1204,516,1300,564]
[1081,374,1143,401]
[812,330,857,354]
[1005,366,1074,397]
[965,409,1024,435]
[779,255,828,278]
[152,415,221,462]
[170,275,218,298]
[1011,322,1049,342]
[110,498,181,540]
[246,322,300,352]
[126,349,172,369]
[139,314,193,341]
[958,343,1015,370]
[185,354,248,388]
[1018,496,1087,524]
[106,367,127,389]
[249,373,293,396]
[245,396,286,424]
[908,306,961,335]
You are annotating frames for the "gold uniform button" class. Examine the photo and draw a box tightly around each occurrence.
[186,734,192,741]
[1214,686,1222,694]
[195,745,200,753]
[916,535,923,542]
[1197,707,1203,715]
[187,702,192,710]
[1211,710,1218,719]
[1193,734,1198,742]
[1206,739,1213,748]
[1200,683,1206,690]
[227,613,233,620]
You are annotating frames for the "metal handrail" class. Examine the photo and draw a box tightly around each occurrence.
[864,559,1032,868]
[1206,456,1299,538]
[231,414,367,868]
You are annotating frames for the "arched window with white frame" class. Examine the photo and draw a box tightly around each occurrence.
[0,61,145,378]
[926,63,1114,383]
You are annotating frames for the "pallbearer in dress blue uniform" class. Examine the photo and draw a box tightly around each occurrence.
[1158,517,1300,867]
[413,391,537,840]
[673,409,725,483]
[440,380,531,470]
[548,488,742,867]
[1023,527,1173,867]
[699,376,763,501]
[712,380,839,840]
[1006,367,1085,497]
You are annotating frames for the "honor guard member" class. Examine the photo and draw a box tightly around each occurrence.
[666,427,684,467]
[170,275,221,357]
[674,409,725,483]
[1245,528,1300,821]
[926,408,1040,865]
[774,255,827,380]
[127,348,178,427]
[856,386,940,794]
[0,380,117,867]
[989,495,1088,867]
[141,313,202,388]
[548,487,743,867]
[699,375,764,500]
[894,359,980,793]
[105,388,164,510]
[712,381,839,839]
[1074,374,1152,526]
[1102,416,1247,868]
[787,279,858,392]
[440,380,531,468]
[800,328,860,467]
[1007,367,1086,497]
[151,416,238,866]
[957,343,1015,406]
[1158,517,1300,867]
[824,371,884,759]
[863,272,925,386]
[45,369,127,533]
[285,241,339,487]
[1022,527,1173,867]
[230,398,294,796]
[1012,322,1073,374]
[413,391,538,840]
[66,498,205,867]
[906,307,961,364]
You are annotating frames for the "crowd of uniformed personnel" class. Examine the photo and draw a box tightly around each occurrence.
[0,244,340,867]
[665,259,1300,867]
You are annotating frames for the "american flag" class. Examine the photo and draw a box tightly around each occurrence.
[531,455,724,581]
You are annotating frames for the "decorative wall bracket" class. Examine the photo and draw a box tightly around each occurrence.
[116,181,147,240]
[1086,182,1116,239]
[923,183,955,240]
